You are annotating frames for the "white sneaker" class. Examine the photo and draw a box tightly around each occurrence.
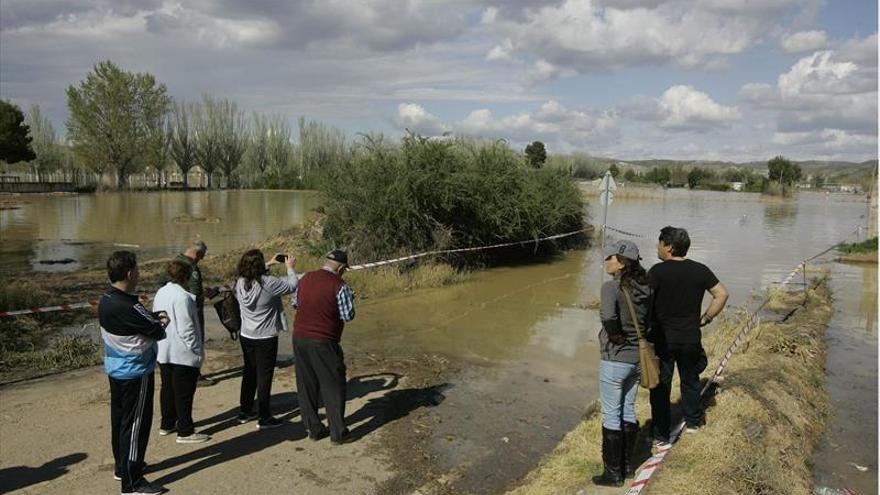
[176,433,211,444]
[158,428,175,436]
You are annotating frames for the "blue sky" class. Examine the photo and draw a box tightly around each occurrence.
[1,0,877,162]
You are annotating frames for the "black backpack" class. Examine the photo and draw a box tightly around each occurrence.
[213,288,241,340]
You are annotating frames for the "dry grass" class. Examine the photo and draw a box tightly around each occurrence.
[508,279,833,495]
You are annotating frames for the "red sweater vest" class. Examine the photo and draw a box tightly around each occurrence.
[293,270,346,342]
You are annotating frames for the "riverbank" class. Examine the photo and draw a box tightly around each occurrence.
[507,276,833,495]
[0,216,591,382]
[836,237,878,264]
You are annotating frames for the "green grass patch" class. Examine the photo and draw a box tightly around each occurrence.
[837,236,877,254]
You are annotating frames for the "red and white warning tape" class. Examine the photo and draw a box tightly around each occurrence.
[347,227,590,270]
[0,300,100,318]
[0,228,591,318]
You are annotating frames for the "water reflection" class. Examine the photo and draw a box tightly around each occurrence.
[0,190,319,276]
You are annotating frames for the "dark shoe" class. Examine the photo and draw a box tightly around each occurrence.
[652,436,670,448]
[591,427,624,487]
[256,417,284,430]
[330,429,353,445]
[237,411,259,424]
[197,375,216,387]
[122,478,166,494]
[308,427,329,441]
[622,421,640,478]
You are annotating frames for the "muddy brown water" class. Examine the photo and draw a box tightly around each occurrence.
[811,262,877,494]
[0,190,319,275]
[2,189,876,493]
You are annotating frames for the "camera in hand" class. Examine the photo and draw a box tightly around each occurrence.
[275,254,288,263]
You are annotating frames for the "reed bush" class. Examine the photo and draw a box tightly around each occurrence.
[320,134,586,263]
[837,236,877,254]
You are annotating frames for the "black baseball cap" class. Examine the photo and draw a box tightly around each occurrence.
[326,250,349,266]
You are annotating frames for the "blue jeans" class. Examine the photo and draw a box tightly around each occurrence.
[599,360,640,431]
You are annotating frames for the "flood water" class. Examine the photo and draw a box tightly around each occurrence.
[341,188,877,493]
[2,188,876,493]
[812,261,878,494]
[0,190,318,276]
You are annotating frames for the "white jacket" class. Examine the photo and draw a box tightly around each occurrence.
[153,282,204,368]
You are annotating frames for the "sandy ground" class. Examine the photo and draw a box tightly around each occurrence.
[0,315,455,495]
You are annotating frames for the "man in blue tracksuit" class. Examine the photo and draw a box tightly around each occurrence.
[99,251,168,495]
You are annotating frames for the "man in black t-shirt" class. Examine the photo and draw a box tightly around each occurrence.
[648,226,728,444]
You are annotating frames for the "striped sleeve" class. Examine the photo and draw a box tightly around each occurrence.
[336,284,355,322]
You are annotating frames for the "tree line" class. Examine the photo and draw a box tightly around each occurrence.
[0,60,348,189]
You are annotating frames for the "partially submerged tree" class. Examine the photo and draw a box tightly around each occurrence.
[299,117,346,187]
[0,99,36,165]
[768,155,802,187]
[66,60,170,188]
[168,102,198,189]
[525,141,547,168]
[193,96,222,188]
[217,99,249,188]
[25,105,63,181]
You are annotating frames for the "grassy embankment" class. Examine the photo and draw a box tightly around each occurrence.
[508,276,833,495]
[0,135,587,379]
[836,236,877,263]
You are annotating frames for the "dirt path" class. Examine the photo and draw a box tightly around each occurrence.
[0,318,455,495]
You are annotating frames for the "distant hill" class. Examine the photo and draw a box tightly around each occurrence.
[604,158,877,181]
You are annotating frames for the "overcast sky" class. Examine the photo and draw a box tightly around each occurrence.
[1,0,877,162]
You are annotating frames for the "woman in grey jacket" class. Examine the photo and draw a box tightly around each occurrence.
[593,240,652,487]
[154,260,210,444]
[234,249,299,429]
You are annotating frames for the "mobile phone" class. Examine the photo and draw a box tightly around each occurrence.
[275,254,288,263]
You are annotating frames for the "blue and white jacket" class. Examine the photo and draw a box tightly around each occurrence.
[98,286,166,379]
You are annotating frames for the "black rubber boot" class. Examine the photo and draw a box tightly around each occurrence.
[592,427,624,487]
[622,421,640,478]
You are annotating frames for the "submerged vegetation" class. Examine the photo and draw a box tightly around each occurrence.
[320,134,586,262]
[508,277,833,495]
[837,236,878,255]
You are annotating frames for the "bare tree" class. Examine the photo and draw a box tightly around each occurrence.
[193,95,222,188]
[217,99,249,188]
[25,105,63,182]
[247,112,271,179]
[269,115,294,179]
[168,101,198,189]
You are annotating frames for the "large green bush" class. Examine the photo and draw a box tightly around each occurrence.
[320,135,586,262]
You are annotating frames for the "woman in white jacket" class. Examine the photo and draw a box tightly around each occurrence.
[153,260,210,444]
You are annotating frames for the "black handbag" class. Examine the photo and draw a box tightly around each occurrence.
[213,289,241,340]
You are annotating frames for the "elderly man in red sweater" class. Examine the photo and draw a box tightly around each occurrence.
[292,250,356,444]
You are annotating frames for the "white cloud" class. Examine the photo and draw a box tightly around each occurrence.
[780,30,828,53]
[486,38,514,61]
[484,0,824,78]
[618,85,740,131]
[658,85,741,129]
[394,103,449,136]
[394,100,619,151]
[741,36,878,134]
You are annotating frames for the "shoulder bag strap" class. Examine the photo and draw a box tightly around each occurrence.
[621,286,644,341]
